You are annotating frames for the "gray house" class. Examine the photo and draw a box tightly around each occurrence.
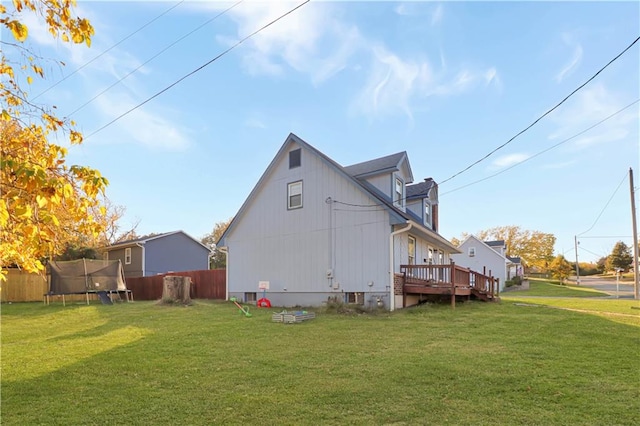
[217,133,460,310]
[104,231,211,278]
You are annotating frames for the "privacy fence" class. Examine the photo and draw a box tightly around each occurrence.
[1,269,226,303]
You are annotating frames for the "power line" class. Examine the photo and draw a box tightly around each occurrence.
[66,0,244,118]
[440,99,640,196]
[33,0,185,101]
[332,97,637,210]
[578,171,629,236]
[84,0,311,140]
[438,35,640,186]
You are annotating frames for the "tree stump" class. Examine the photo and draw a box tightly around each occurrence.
[161,276,192,305]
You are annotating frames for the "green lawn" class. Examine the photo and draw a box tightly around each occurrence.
[2,297,639,425]
[508,279,610,297]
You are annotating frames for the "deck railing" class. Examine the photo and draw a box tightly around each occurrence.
[400,262,499,307]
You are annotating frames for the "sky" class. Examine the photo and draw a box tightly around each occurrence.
[5,0,640,263]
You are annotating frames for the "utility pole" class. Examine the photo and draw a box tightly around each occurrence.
[574,235,580,285]
[629,168,639,300]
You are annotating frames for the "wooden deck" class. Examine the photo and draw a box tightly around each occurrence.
[400,263,499,307]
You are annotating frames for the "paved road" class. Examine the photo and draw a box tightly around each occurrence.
[570,275,637,299]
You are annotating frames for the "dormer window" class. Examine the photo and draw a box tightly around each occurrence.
[424,200,432,228]
[394,177,404,208]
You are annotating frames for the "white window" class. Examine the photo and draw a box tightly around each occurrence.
[288,181,303,209]
[428,248,434,264]
[438,250,444,264]
[408,235,416,265]
[125,247,132,264]
[394,177,404,208]
[424,200,432,227]
[468,247,476,257]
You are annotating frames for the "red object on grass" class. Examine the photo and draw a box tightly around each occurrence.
[257,297,271,308]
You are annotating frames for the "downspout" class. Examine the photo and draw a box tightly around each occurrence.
[218,246,229,300]
[135,243,145,277]
[389,222,412,311]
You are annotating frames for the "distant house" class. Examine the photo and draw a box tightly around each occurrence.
[104,231,211,278]
[451,236,508,292]
[507,256,524,280]
[217,133,462,311]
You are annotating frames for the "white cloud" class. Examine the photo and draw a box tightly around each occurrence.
[244,117,266,129]
[219,1,360,84]
[93,91,191,151]
[548,83,637,148]
[555,33,583,83]
[491,153,530,169]
[431,4,444,27]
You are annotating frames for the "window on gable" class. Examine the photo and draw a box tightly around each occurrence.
[408,235,416,265]
[289,148,301,169]
[468,247,476,257]
[424,200,432,227]
[125,247,132,264]
[288,181,303,209]
[394,177,404,208]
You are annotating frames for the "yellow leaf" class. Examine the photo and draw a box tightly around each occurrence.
[8,21,28,42]
[1,110,10,121]
[61,32,69,42]
[63,183,73,199]
[27,76,33,84]
[14,204,32,218]
[36,195,47,208]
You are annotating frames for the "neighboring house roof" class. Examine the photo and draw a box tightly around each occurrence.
[456,235,508,262]
[106,230,211,252]
[485,240,506,248]
[406,178,436,200]
[218,133,458,252]
[507,256,521,264]
[344,151,413,182]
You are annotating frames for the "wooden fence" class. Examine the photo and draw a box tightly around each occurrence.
[126,269,226,301]
[1,269,49,302]
[1,269,226,303]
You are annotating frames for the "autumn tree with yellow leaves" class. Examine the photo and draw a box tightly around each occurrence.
[1,0,108,279]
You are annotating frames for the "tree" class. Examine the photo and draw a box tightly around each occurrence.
[454,225,556,270]
[201,218,233,269]
[606,241,633,272]
[549,255,572,284]
[1,1,105,279]
[595,256,608,273]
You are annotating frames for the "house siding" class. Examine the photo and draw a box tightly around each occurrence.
[109,246,144,277]
[145,233,210,275]
[451,237,506,291]
[226,141,391,308]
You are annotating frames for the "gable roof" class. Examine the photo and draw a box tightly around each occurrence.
[107,230,211,252]
[456,235,508,261]
[218,133,457,252]
[344,151,412,181]
[406,178,436,200]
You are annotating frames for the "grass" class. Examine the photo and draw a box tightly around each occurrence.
[509,278,611,297]
[2,295,639,425]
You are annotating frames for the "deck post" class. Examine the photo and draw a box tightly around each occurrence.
[496,278,500,298]
[450,262,456,309]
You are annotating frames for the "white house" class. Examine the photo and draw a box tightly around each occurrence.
[217,133,461,310]
[451,236,508,292]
